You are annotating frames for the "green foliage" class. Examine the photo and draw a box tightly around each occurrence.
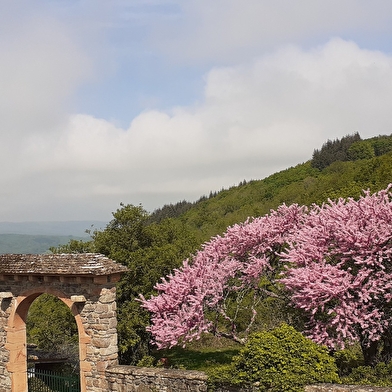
[150,200,193,222]
[206,364,236,390]
[51,203,201,365]
[218,324,339,392]
[28,376,56,392]
[136,355,157,367]
[311,132,361,170]
[333,344,364,377]
[371,134,392,156]
[175,152,392,243]
[346,134,392,161]
[160,336,241,372]
[348,140,375,160]
[96,206,200,364]
[49,238,94,253]
[27,294,78,354]
[341,362,392,387]
[311,133,392,169]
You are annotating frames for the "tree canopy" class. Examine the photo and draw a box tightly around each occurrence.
[282,185,392,365]
[141,185,392,366]
[140,203,305,348]
[51,203,200,364]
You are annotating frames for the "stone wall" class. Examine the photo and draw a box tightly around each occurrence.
[106,365,208,392]
[104,366,392,392]
[216,384,392,392]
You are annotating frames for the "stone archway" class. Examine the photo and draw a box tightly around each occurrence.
[0,254,127,392]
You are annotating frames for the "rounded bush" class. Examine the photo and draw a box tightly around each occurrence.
[230,324,339,392]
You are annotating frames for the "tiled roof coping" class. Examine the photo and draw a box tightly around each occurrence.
[0,253,127,276]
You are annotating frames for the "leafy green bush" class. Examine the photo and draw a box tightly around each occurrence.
[206,364,236,391]
[27,294,78,353]
[333,344,364,377]
[28,376,56,392]
[341,361,392,387]
[217,324,339,392]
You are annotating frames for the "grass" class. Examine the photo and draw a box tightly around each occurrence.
[153,335,241,371]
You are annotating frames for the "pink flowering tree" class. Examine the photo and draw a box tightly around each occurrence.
[282,186,392,365]
[139,203,306,349]
[141,184,392,366]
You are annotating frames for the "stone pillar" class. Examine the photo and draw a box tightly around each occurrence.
[0,294,12,392]
[82,286,119,392]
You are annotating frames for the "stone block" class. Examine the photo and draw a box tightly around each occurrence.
[71,295,87,303]
[95,304,109,314]
[100,344,118,356]
[93,337,111,348]
[99,291,116,304]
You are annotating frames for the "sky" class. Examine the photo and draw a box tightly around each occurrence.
[2,0,392,222]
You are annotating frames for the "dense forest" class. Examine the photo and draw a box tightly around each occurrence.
[27,133,392,389]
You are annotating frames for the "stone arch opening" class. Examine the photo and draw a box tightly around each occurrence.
[26,291,81,359]
[0,254,127,392]
[26,291,81,371]
[8,288,87,391]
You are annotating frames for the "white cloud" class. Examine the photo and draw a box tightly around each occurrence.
[151,0,392,64]
[4,38,391,221]
[0,5,92,139]
[2,0,392,222]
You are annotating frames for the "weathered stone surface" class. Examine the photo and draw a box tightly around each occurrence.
[106,366,208,392]
[99,288,116,303]
[71,295,87,302]
[92,338,112,348]
[99,344,118,356]
[0,253,127,277]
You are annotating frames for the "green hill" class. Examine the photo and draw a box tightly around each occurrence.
[151,133,392,242]
[0,234,87,254]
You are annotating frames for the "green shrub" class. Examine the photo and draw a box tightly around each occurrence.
[222,324,339,392]
[136,355,156,367]
[333,344,364,377]
[341,361,392,387]
[28,377,56,392]
[206,364,235,390]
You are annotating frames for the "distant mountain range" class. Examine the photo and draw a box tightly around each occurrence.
[0,221,107,254]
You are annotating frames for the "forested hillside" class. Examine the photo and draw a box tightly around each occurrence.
[151,133,392,242]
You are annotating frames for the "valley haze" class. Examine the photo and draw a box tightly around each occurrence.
[0,221,106,237]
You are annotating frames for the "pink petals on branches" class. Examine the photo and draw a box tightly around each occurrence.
[282,186,392,349]
[139,204,305,349]
[141,185,392,351]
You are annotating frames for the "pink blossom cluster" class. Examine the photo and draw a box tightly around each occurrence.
[282,186,392,349]
[139,203,305,348]
[140,185,392,351]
